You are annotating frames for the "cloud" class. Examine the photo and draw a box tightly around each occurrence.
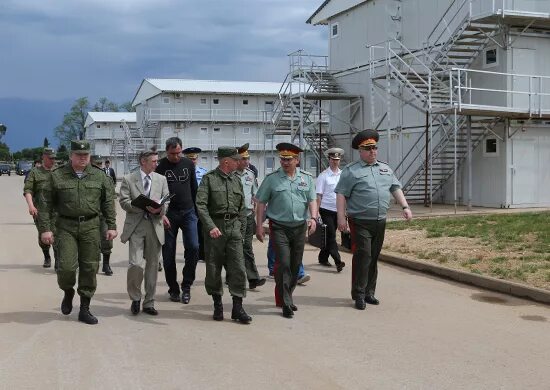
[0,0,326,102]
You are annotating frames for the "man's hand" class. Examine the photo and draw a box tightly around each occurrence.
[106,230,118,240]
[28,206,38,217]
[403,208,413,221]
[255,225,264,242]
[146,205,162,215]
[307,218,317,236]
[41,231,54,245]
[337,218,348,232]
[209,227,222,239]
[162,215,171,229]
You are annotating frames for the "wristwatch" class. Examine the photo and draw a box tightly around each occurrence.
[402,206,410,210]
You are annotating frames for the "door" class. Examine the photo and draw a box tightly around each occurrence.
[511,138,537,205]
[511,48,536,112]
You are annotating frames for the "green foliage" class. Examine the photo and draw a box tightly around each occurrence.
[0,142,10,161]
[119,101,136,112]
[0,123,6,142]
[13,147,43,161]
[43,137,49,147]
[93,97,119,112]
[56,144,68,161]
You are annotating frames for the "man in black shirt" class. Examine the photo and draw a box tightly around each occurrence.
[156,137,199,304]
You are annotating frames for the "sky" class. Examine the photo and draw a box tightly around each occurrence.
[0,0,327,103]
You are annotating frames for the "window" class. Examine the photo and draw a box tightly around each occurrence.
[331,22,339,38]
[265,101,274,111]
[200,127,208,134]
[163,96,170,104]
[96,124,101,128]
[265,134,273,141]
[483,47,498,68]
[200,98,207,105]
[242,99,249,105]
[266,157,275,170]
[483,137,499,157]
[213,98,220,105]
[242,127,250,135]
[201,156,208,164]
[308,156,317,169]
[213,127,221,132]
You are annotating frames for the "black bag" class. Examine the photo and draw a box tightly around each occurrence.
[341,231,352,250]
[308,218,327,249]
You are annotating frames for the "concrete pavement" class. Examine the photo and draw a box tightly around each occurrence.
[1,175,549,389]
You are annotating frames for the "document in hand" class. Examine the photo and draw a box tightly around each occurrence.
[131,193,174,211]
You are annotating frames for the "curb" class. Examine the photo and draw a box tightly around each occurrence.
[379,251,550,305]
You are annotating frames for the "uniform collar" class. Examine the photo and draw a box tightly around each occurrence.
[325,167,341,176]
[216,166,231,178]
[360,159,379,167]
[278,167,303,179]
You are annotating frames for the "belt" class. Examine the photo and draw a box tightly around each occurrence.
[214,213,239,221]
[59,214,98,222]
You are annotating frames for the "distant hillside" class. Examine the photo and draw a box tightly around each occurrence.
[0,98,74,151]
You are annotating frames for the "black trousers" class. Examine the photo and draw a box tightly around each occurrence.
[348,218,386,300]
[318,208,342,265]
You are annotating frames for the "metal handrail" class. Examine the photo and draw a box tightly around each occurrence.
[426,0,471,48]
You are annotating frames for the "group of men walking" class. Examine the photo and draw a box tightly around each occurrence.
[25,128,412,325]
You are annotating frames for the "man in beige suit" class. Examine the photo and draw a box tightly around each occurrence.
[119,149,169,316]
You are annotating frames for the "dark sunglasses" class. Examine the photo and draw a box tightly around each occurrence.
[362,146,378,151]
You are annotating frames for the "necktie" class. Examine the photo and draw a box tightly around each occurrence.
[144,175,151,196]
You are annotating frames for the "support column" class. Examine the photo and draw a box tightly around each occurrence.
[467,115,472,211]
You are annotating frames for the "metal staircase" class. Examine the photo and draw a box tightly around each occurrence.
[368,0,505,204]
[272,50,361,172]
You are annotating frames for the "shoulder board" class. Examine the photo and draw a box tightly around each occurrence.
[91,164,103,171]
[264,170,278,177]
[344,161,360,168]
[52,165,65,172]
[299,169,312,177]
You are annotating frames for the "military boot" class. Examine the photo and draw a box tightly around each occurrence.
[61,289,75,315]
[78,297,98,325]
[102,254,113,276]
[212,294,224,321]
[231,296,252,324]
[42,249,51,268]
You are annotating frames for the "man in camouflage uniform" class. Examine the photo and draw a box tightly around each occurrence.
[235,143,266,289]
[92,157,115,276]
[23,147,58,269]
[195,146,252,324]
[38,140,117,325]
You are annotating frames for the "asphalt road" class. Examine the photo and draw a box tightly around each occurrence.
[1,175,549,389]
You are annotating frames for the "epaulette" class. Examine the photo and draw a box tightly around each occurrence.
[245,167,255,175]
[52,164,65,171]
[344,161,360,168]
[91,164,103,170]
[264,169,278,177]
[376,160,390,167]
[299,168,312,176]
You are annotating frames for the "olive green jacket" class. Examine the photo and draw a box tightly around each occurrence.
[38,164,117,233]
[195,167,246,233]
[23,166,52,207]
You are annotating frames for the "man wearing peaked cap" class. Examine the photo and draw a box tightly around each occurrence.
[23,146,58,269]
[38,140,118,325]
[195,146,252,323]
[335,129,412,311]
[255,142,318,318]
[235,143,265,290]
[315,147,346,272]
[184,146,208,263]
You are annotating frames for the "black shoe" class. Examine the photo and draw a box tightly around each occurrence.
[169,291,180,302]
[336,262,346,273]
[231,296,252,324]
[355,298,366,310]
[365,295,380,305]
[181,289,191,304]
[143,306,158,316]
[61,289,74,315]
[131,300,140,315]
[249,278,266,289]
[282,305,294,318]
[213,295,223,321]
[102,254,113,276]
[158,261,163,272]
[43,257,52,268]
[318,261,332,267]
[290,304,298,311]
[78,297,98,325]
[54,258,59,272]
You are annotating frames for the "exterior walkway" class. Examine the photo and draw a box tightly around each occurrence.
[1,175,549,389]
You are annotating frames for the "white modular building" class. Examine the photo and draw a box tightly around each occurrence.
[129,79,291,177]
[276,0,550,207]
[84,111,137,176]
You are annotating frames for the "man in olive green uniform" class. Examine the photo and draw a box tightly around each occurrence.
[23,147,58,269]
[235,143,266,290]
[38,140,118,325]
[195,146,252,324]
[92,157,114,276]
[335,129,412,310]
[255,143,318,319]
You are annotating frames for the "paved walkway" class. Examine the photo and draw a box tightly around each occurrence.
[1,175,549,389]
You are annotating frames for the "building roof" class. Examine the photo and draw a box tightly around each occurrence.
[84,112,136,128]
[307,0,368,25]
[132,79,282,106]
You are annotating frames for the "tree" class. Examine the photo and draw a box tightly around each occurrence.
[43,137,49,148]
[0,142,10,161]
[119,101,136,112]
[93,97,119,112]
[56,144,68,162]
[54,97,89,146]
[0,123,6,142]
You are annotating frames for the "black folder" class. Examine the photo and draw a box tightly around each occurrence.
[131,193,174,211]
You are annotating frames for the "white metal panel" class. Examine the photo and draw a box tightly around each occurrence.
[511,138,537,204]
